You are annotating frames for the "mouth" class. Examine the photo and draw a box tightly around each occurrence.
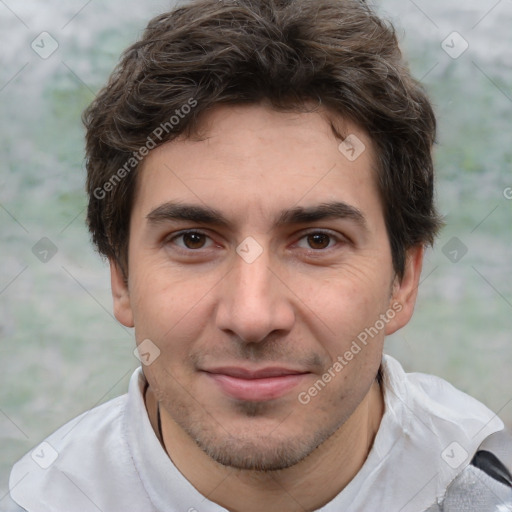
[201,366,311,402]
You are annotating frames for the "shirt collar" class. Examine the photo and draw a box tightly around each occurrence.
[124,356,504,512]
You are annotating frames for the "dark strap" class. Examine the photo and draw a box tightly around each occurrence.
[470,429,512,488]
[471,449,512,488]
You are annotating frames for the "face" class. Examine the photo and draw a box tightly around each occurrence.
[111,103,422,471]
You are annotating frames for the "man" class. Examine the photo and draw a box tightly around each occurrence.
[9,0,512,510]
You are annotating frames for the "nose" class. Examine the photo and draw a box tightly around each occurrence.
[215,247,295,343]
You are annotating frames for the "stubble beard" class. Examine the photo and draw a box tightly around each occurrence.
[161,393,351,472]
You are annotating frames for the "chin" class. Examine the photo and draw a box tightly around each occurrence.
[200,437,314,471]
[183,417,337,472]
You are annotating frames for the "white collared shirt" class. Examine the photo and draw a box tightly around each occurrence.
[9,355,504,512]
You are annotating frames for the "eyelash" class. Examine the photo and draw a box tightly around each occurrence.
[165,229,347,254]
[167,230,217,251]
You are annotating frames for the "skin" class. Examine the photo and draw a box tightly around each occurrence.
[110,103,424,512]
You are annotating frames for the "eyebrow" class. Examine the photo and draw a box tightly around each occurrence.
[147,203,230,227]
[146,201,368,231]
[276,202,367,230]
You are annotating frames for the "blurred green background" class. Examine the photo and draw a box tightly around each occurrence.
[1,0,511,508]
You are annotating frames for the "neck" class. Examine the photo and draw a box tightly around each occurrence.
[146,380,384,512]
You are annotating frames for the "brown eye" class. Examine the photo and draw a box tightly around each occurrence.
[307,233,331,250]
[182,232,207,249]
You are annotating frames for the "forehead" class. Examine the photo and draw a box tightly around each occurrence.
[133,103,381,225]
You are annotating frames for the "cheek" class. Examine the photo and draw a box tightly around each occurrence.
[297,264,392,350]
[129,263,217,347]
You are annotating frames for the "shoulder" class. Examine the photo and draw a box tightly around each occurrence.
[382,355,504,434]
[9,384,153,512]
[379,356,508,511]
[9,396,127,508]
[432,430,512,511]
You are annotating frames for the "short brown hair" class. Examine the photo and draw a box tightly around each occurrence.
[83,0,442,279]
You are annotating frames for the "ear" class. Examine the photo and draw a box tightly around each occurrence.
[110,259,134,328]
[385,245,424,336]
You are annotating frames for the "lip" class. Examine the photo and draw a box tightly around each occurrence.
[202,367,310,402]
